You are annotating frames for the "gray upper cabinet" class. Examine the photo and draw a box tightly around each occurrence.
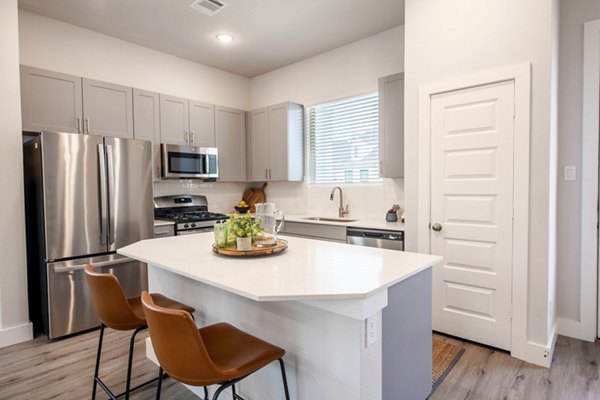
[20,66,134,139]
[133,89,161,181]
[82,79,133,139]
[20,66,83,133]
[159,94,188,145]
[160,95,215,147]
[378,72,404,178]
[247,102,304,182]
[215,106,246,182]
[248,108,270,181]
[189,101,215,147]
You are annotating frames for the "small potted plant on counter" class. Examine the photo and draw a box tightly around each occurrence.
[226,213,263,251]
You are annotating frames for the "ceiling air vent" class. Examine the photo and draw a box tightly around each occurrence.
[189,0,227,16]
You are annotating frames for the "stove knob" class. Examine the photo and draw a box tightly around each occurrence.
[191,223,196,228]
[184,223,189,228]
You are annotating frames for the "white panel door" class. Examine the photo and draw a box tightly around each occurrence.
[430,80,515,350]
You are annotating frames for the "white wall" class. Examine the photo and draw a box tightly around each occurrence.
[18,11,251,110]
[404,0,557,365]
[0,0,33,347]
[251,26,404,109]
[556,1,600,337]
[250,26,405,219]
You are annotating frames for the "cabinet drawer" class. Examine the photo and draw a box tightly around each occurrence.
[282,221,346,242]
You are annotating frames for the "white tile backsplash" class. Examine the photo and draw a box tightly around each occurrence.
[154,178,404,221]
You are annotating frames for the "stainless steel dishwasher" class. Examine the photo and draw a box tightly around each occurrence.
[346,228,404,251]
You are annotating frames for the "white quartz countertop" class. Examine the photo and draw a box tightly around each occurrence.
[119,233,440,302]
[285,214,405,231]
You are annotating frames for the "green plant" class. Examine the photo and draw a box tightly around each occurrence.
[226,213,263,238]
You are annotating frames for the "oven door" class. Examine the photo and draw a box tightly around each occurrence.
[161,144,218,179]
[177,227,214,236]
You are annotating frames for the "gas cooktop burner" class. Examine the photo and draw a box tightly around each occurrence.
[166,211,227,223]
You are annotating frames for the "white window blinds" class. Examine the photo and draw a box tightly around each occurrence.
[307,92,380,184]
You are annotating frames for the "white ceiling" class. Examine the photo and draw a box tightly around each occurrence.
[18,0,404,78]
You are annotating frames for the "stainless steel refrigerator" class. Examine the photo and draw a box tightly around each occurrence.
[23,131,153,339]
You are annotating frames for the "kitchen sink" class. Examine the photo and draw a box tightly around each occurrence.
[301,216,358,223]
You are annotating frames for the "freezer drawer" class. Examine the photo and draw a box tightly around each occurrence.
[46,254,147,339]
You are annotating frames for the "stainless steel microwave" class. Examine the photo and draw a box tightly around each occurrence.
[161,144,218,179]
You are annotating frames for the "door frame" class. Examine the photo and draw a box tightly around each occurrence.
[580,18,600,341]
[417,63,532,361]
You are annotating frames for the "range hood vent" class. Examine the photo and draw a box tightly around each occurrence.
[189,0,227,16]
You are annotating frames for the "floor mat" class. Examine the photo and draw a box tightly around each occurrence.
[432,338,465,393]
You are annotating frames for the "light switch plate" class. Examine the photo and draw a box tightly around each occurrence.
[365,316,376,347]
[564,166,576,181]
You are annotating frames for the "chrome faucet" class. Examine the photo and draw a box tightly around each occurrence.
[330,186,349,218]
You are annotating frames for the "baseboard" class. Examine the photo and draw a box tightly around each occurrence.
[0,322,33,348]
[557,317,596,342]
[510,329,557,368]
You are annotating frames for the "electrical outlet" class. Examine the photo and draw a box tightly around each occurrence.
[564,166,576,181]
[365,316,377,347]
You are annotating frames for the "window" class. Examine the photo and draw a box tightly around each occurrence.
[307,92,379,184]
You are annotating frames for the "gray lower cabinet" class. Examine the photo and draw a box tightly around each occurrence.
[215,106,246,182]
[133,89,161,181]
[247,102,304,182]
[378,72,404,178]
[20,65,134,139]
[281,221,346,243]
[20,66,83,134]
[160,94,215,147]
[82,79,133,139]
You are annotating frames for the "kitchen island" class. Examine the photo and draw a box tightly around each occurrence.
[119,233,441,400]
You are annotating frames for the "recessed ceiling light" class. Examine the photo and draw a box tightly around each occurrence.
[216,34,233,43]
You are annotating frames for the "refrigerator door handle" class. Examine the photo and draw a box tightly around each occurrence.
[97,144,108,245]
[52,257,133,274]
[106,144,116,245]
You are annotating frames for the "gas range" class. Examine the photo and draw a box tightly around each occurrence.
[154,195,228,235]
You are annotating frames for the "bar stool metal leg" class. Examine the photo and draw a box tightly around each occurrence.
[156,367,164,400]
[124,326,145,399]
[91,324,106,400]
[278,358,291,400]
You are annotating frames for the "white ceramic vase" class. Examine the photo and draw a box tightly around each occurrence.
[236,237,252,251]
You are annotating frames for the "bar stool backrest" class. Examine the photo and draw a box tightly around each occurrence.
[141,291,224,387]
[84,264,145,330]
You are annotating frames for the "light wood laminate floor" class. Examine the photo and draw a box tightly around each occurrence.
[0,329,598,399]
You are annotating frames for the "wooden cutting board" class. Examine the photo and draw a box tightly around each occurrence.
[242,182,267,213]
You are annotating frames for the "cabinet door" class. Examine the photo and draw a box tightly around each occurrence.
[160,94,189,145]
[20,66,83,133]
[215,106,246,182]
[267,103,288,181]
[82,79,133,138]
[248,108,270,181]
[378,73,404,178]
[189,100,215,147]
[133,89,161,181]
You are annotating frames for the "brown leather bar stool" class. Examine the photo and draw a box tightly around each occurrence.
[84,264,196,400]
[140,291,291,400]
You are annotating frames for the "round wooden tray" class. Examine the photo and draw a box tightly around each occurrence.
[212,239,288,257]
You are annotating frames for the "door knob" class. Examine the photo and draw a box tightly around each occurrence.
[431,223,443,232]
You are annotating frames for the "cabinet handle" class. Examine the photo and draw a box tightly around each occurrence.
[265,168,268,180]
[191,131,195,145]
[76,117,81,134]
[185,131,189,145]
[269,168,272,180]
[379,160,384,174]
[85,118,90,135]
